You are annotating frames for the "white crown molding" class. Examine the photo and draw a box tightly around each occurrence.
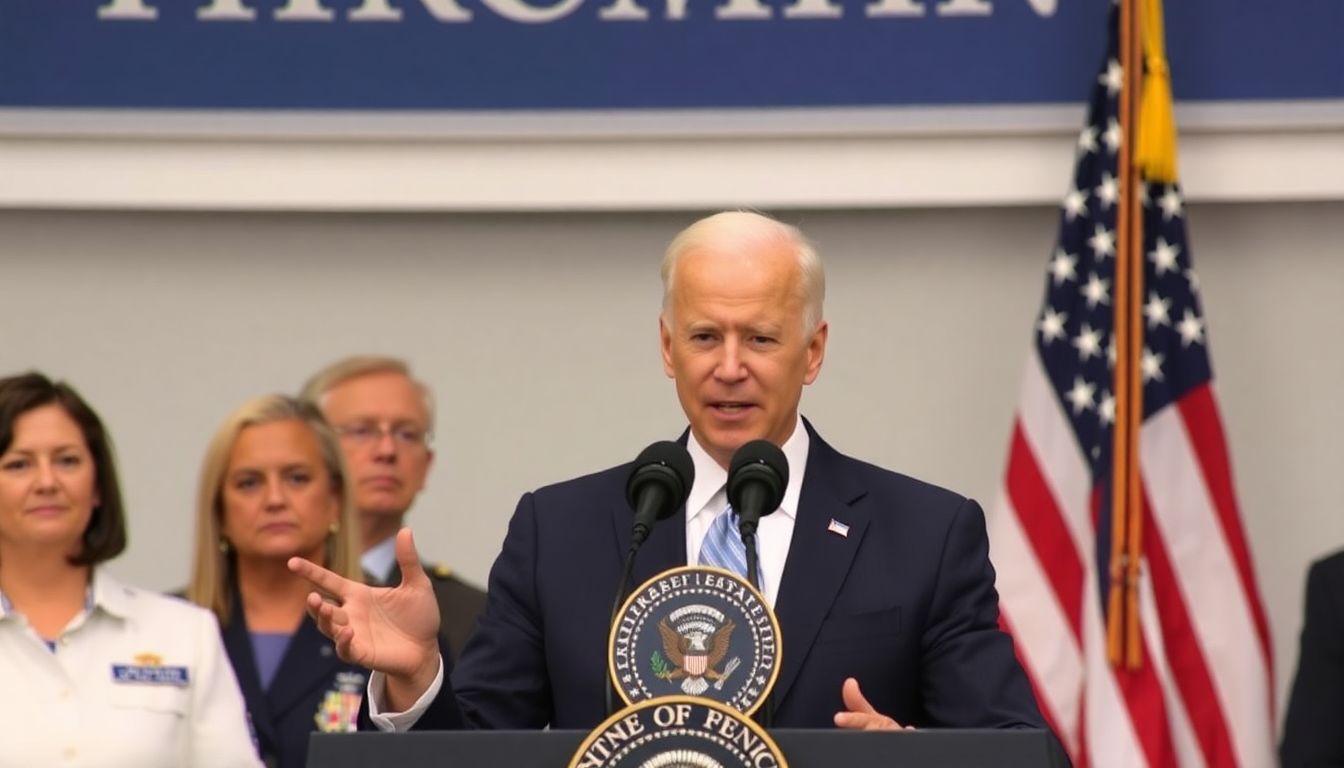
[0,101,1340,210]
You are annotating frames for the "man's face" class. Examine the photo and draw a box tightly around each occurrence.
[660,241,827,469]
[319,371,433,523]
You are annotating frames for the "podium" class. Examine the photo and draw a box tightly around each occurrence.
[309,729,1069,767]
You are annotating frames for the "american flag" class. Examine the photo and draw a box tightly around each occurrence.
[987,6,1274,767]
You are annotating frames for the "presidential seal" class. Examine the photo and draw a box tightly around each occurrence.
[568,697,788,768]
[609,566,780,714]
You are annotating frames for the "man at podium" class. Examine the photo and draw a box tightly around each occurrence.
[291,211,1046,735]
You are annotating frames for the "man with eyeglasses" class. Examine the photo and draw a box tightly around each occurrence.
[300,356,485,662]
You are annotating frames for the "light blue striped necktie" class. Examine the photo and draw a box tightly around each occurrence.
[698,504,748,578]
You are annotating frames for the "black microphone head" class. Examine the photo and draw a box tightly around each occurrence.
[727,439,788,518]
[625,440,694,521]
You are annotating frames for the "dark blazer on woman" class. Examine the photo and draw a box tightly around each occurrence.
[220,595,368,768]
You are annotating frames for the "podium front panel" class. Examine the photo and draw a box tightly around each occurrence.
[309,728,1068,767]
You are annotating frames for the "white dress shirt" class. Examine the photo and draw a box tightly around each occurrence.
[0,570,262,768]
[361,534,398,585]
[683,415,809,606]
[370,417,812,729]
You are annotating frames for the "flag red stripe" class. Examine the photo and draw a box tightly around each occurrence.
[1141,484,1240,767]
[1176,385,1275,689]
[1006,423,1085,640]
[1112,648,1180,768]
[1086,481,1176,768]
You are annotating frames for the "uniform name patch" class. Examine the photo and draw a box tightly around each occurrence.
[112,664,190,686]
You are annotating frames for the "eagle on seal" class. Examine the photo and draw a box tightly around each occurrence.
[655,618,736,696]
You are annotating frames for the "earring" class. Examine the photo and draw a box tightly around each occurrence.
[328,522,339,535]
[218,539,230,554]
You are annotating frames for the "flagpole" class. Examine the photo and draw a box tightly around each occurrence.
[1107,0,1146,670]
[1123,0,1150,672]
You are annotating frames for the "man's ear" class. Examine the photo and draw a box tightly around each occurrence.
[803,320,829,385]
[660,314,676,379]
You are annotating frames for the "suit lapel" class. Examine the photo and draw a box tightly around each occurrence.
[606,426,865,708]
[265,616,344,720]
[222,600,279,750]
[771,424,870,707]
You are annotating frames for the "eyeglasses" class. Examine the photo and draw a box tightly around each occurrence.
[334,421,430,448]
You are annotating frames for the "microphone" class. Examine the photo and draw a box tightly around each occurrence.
[726,439,787,730]
[727,439,788,542]
[626,441,695,548]
[607,441,694,716]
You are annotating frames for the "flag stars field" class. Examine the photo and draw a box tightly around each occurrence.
[1079,125,1099,154]
[1177,309,1206,347]
[1088,224,1115,258]
[1144,292,1172,328]
[1039,307,1069,344]
[1050,250,1078,284]
[1095,172,1119,208]
[1067,376,1097,413]
[1073,323,1105,361]
[1062,187,1090,220]
[1081,273,1111,308]
[1098,391,1116,426]
[1100,58,1123,95]
[1141,347,1165,383]
[1102,117,1122,153]
[1158,185,1185,220]
[1149,237,1181,275]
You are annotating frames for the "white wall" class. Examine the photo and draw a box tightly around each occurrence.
[1,203,1340,718]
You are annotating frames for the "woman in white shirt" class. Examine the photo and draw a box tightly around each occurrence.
[0,372,261,768]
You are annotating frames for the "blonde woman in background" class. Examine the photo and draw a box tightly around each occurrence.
[187,395,365,768]
[0,372,259,768]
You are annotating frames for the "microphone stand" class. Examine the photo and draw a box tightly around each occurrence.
[739,527,775,729]
[606,542,640,717]
[742,530,761,597]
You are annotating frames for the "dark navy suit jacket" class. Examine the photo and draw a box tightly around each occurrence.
[410,421,1044,732]
[221,596,368,768]
[1280,549,1344,768]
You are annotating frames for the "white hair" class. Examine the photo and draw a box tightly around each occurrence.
[660,210,825,334]
[299,355,435,437]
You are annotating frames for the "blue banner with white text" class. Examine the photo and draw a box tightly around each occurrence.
[1,1,1340,110]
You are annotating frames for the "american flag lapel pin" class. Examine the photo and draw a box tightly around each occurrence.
[827,518,850,538]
